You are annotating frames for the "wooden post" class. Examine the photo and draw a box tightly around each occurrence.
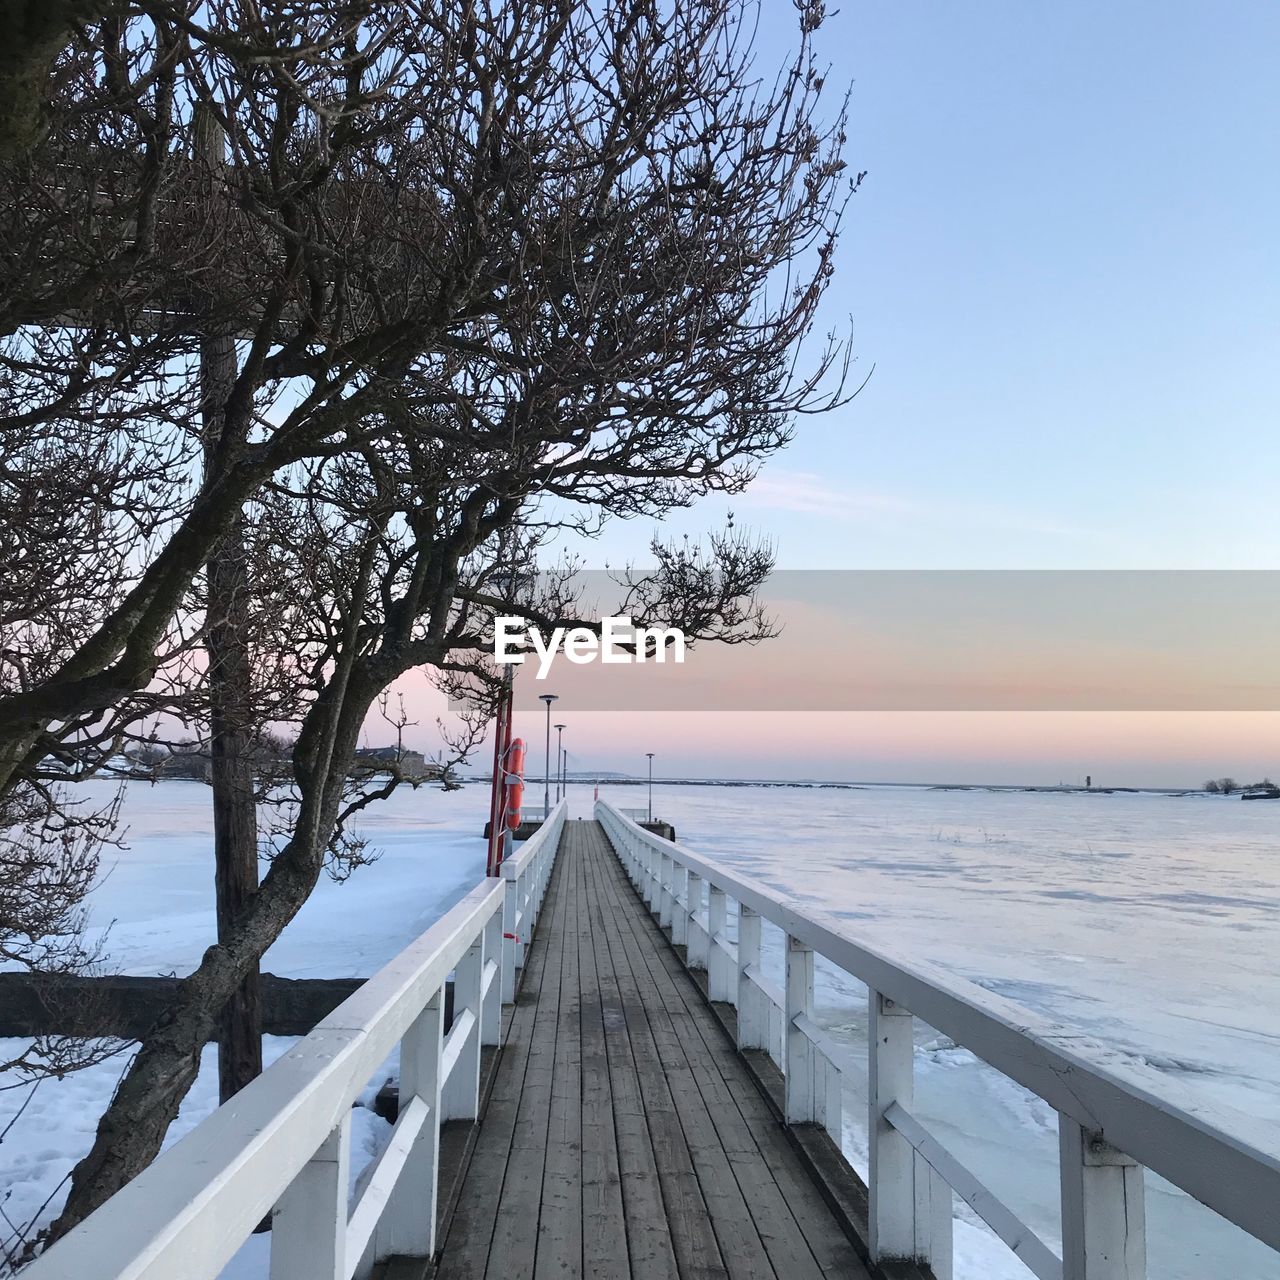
[658,852,673,929]
[686,871,707,968]
[707,886,732,1001]
[821,1057,844,1144]
[377,988,444,1260]
[516,870,528,971]
[481,908,502,1046]
[270,1112,349,1280]
[672,864,689,946]
[785,935,816,1123]
[869,990,951,1276]
[1060,1118,1147,1280]
[441,936,483,1121]
[736,904,765,1049]
[501,866,519,1003]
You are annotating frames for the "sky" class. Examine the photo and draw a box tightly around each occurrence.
[399,2,1280,787]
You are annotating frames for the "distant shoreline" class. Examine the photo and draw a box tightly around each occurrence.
[462,774,1211,797]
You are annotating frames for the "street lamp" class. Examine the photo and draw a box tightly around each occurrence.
[539,694,558,817]
[554,723,566,802]
[646,752,655,823]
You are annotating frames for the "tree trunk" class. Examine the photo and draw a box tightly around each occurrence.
[0,0,109,161]
[202,331,263,1103]
[197,107,263,1105]
[205,495,264,1100]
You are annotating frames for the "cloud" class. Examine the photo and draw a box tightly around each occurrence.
[741,471,914,519]
[741,468,1094,542]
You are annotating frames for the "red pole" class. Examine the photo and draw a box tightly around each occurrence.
[496,691,515,871]
[485,692,509,877]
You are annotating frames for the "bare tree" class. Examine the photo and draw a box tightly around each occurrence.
[1,0,855,1242]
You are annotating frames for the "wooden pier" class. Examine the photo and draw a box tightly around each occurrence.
[426,820,870,1280]
[24,799,1280,1280]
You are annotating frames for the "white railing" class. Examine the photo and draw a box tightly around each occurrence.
[25,801,568,1280]
[597,800,1280,1280]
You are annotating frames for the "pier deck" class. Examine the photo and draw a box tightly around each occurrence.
[429,819,870,1280]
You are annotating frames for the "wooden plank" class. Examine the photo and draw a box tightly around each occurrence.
[536,823,585,1278]
[581,829,756,1280]
[434,851,569,1280]
[482,826,573,1280]
[593,824,869,1280]
[575,824,632,1280]
[638,909,872,1277]
[588,831,816,1280]
[579,827,714,1280]
[643,947,868,1277]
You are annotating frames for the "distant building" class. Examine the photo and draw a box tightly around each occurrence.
[352,746,435,780]
[156,749,212,782]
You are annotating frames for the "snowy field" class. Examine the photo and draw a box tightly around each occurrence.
[1,779,1278,1277]
[0,779,491,1274]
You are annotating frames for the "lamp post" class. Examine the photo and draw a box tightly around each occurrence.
[539,694,558,817]
[646,752,655,823]
[554,724,566,802]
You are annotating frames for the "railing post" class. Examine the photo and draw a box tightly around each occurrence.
[707,885,732,1001]
[821,1057,844,1144]
[501,862,519,1003]
[1059,1118,1147,1280]
[736,904,766,1050]
[376,986,444,1260]
[517,868,530,965]
[672,863,689,946]
[529,850,542,927]
[270,1111,350,1280]
[686,871,706,967]
[441,933,483,1121]
[643,846,657,909]
[785,935,816,1123]
[869,989,952,1278]
[659,852,674,929]
[482,905,502,1046]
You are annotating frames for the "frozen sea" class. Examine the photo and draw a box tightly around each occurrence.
[0,778,1277,1278]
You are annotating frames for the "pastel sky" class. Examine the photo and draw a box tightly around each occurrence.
[396,2,1280,786]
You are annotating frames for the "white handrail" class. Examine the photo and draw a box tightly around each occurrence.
[26,800,568,1280]
[596,799,1280,1280]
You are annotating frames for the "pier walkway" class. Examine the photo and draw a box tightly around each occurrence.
[431,819,868,1280]
[24,798,1280,1280]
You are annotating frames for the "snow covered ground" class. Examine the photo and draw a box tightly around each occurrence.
[0,779,492,1271]
[2,779,1278,1277]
